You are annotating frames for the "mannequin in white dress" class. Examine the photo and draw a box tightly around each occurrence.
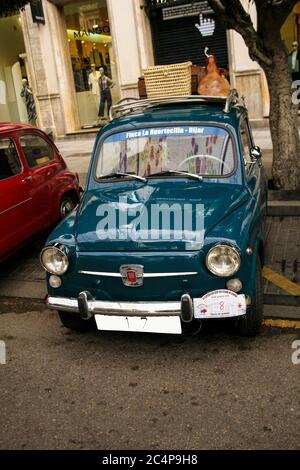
[88,64,101,122]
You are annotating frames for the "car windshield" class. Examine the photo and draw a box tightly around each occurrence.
[95,125,235,179]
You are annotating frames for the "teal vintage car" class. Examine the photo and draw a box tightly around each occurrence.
[41,91,267,336]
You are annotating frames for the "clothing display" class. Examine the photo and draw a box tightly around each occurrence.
[98,88,112,118]
[89,51,104,68]
[288,42,300,80]
[88,70,101,96]
[20,82,37,124]
[98,74,114,118]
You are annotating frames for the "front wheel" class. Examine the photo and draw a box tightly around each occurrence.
[58,311,95,333]
[235,258,264,337]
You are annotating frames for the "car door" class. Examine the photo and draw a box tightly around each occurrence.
[0,135,33,260]
[240,117,267,240]
[17,131,58,224]
[242,118,267,204]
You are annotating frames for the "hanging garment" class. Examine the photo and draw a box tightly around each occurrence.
[20,86,37,123]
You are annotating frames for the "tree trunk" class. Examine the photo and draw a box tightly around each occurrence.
[263,44,300,190]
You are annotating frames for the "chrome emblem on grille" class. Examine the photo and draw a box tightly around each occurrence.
[120,265,144,287]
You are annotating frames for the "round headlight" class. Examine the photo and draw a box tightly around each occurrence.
[206,245,240,277]
[40,246,69,275]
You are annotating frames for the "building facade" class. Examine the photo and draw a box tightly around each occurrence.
[1,0,296,137]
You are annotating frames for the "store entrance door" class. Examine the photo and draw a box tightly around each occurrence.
[150,1,229,70]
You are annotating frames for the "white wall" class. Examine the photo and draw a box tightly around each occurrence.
[107,0,154,98]
[227,0,270,118]
[0,15,27,122]
[229,0,260,73]
[11,62,28,123]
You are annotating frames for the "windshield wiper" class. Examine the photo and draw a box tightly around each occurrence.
[148,170,203,181]
[98,172,147,182]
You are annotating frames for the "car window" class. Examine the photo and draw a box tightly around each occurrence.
[0,138,22,181]
[96,126,235,179]
[20,134,53,169]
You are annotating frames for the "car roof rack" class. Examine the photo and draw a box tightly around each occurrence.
[109,89,245,121]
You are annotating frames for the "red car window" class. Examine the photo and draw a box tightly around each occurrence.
[0,138,22,181]
[20,134,54,169]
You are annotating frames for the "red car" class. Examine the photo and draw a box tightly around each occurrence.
[0,123,81,263]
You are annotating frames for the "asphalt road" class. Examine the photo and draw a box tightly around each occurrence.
[0,299,299,451]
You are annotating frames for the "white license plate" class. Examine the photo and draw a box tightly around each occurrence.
[194,290,247,319]
[95,315,182,334]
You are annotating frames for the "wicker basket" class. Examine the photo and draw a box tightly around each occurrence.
[143,62,192,98]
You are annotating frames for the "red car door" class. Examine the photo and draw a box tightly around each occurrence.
[17,132,58,224]
[0,135,33,261]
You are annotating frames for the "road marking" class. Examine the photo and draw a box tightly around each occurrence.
[262,266,300,296]
[264,319,300,329]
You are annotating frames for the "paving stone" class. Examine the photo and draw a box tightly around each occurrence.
[264,216,300,295]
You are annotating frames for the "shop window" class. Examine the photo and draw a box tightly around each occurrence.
[0,14,27,124]
[64,0,119,127]
[0,138,22,181]
[65,0,113,91]
[20,134,53,169]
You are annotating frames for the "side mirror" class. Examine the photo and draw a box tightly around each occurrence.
[250,146,261,161]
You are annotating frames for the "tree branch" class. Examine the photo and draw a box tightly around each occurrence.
[255,0,298,29]
[208,0,272,66]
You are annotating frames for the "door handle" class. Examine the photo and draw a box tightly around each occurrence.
[22,176,33,183]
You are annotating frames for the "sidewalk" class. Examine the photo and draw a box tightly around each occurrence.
[56,138,94,188]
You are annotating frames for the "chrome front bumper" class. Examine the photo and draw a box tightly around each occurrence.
[46,291,194,322]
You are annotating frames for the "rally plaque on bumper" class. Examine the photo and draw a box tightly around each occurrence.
[193,290,247,319]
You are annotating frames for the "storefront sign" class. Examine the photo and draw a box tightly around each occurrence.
[162,1,213,20]
[67,29,112,44]
[30,0,45,24]
[71,27,110,38]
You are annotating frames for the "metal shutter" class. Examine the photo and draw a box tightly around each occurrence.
[151,9,229,69]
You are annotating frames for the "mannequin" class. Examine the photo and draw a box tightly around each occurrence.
[288,41,300,81]
[20,79,37,125]
[98,67,114,120]
[88,64,101,119]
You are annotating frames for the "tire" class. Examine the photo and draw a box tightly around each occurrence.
[58,311,95,333]
[235,258,264,337]
[60,195,76,219]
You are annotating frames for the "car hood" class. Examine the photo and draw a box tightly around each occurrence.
[75,180,249,252]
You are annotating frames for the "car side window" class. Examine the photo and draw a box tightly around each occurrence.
[240,120,252,173]
[20,134,54,169]
[0,138,22,181]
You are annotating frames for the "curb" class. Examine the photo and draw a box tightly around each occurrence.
[0,280,45,301]
[263,319,300,329]
[267,202,300,216]
[264,294,300,307]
